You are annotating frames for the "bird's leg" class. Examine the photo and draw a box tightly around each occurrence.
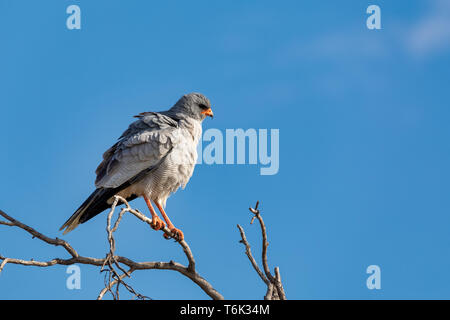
[154,201,184,241]
[143,196,165,231]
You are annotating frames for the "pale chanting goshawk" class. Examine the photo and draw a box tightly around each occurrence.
[60,93,214,240]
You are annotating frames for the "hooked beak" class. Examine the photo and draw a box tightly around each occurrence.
[201,108,214,119]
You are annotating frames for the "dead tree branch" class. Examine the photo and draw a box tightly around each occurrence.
[237,201,287,300]
[1,198,285,300]
[0,196,223,300]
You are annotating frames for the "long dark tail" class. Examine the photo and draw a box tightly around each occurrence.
[60,188,124,234]
[61,163,160,234]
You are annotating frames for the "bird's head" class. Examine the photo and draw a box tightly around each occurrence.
[170,92,214,121]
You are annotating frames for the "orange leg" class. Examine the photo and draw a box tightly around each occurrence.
[143,196,165,231]
[154,201,184,241]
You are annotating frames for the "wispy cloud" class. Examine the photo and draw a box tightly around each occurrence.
[274,0,450,65]
[406,0,450,58]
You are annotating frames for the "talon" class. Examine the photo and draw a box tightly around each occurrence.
[163,227,184,241]
[150,216,165,231]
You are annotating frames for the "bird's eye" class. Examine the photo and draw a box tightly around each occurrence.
[199,104,209,110]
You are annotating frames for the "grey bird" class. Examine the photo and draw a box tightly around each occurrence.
[60,93,214,240]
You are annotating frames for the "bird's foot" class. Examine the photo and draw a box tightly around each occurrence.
[164,227,184,241]
[150,216,166,231]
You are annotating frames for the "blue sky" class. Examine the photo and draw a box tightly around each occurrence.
[1,0,450,299]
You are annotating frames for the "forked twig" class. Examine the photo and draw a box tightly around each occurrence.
[237,201,287,300]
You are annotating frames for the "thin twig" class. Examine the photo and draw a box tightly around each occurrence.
[238,201,287,300]
[236,224,268,285]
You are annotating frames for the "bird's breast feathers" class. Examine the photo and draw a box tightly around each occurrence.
[117,123,201,205]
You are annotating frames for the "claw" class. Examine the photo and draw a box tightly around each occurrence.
[163,227,184,241]
[150,216,166,231]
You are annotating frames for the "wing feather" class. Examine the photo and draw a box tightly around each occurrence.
[95,112,179,188]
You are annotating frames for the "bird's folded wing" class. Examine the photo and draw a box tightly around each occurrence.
[95,112,180,188]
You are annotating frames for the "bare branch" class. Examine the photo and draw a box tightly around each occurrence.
[237,201,287,300]
[0,199,223,300]
[2,198,285,300]
[98,269,134,300]
[236,224,268,285]
[0,258,10,273]
[0,209,78,258]
[274,266,286,299]
[264,283,274,300]
[114,196,196,272]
